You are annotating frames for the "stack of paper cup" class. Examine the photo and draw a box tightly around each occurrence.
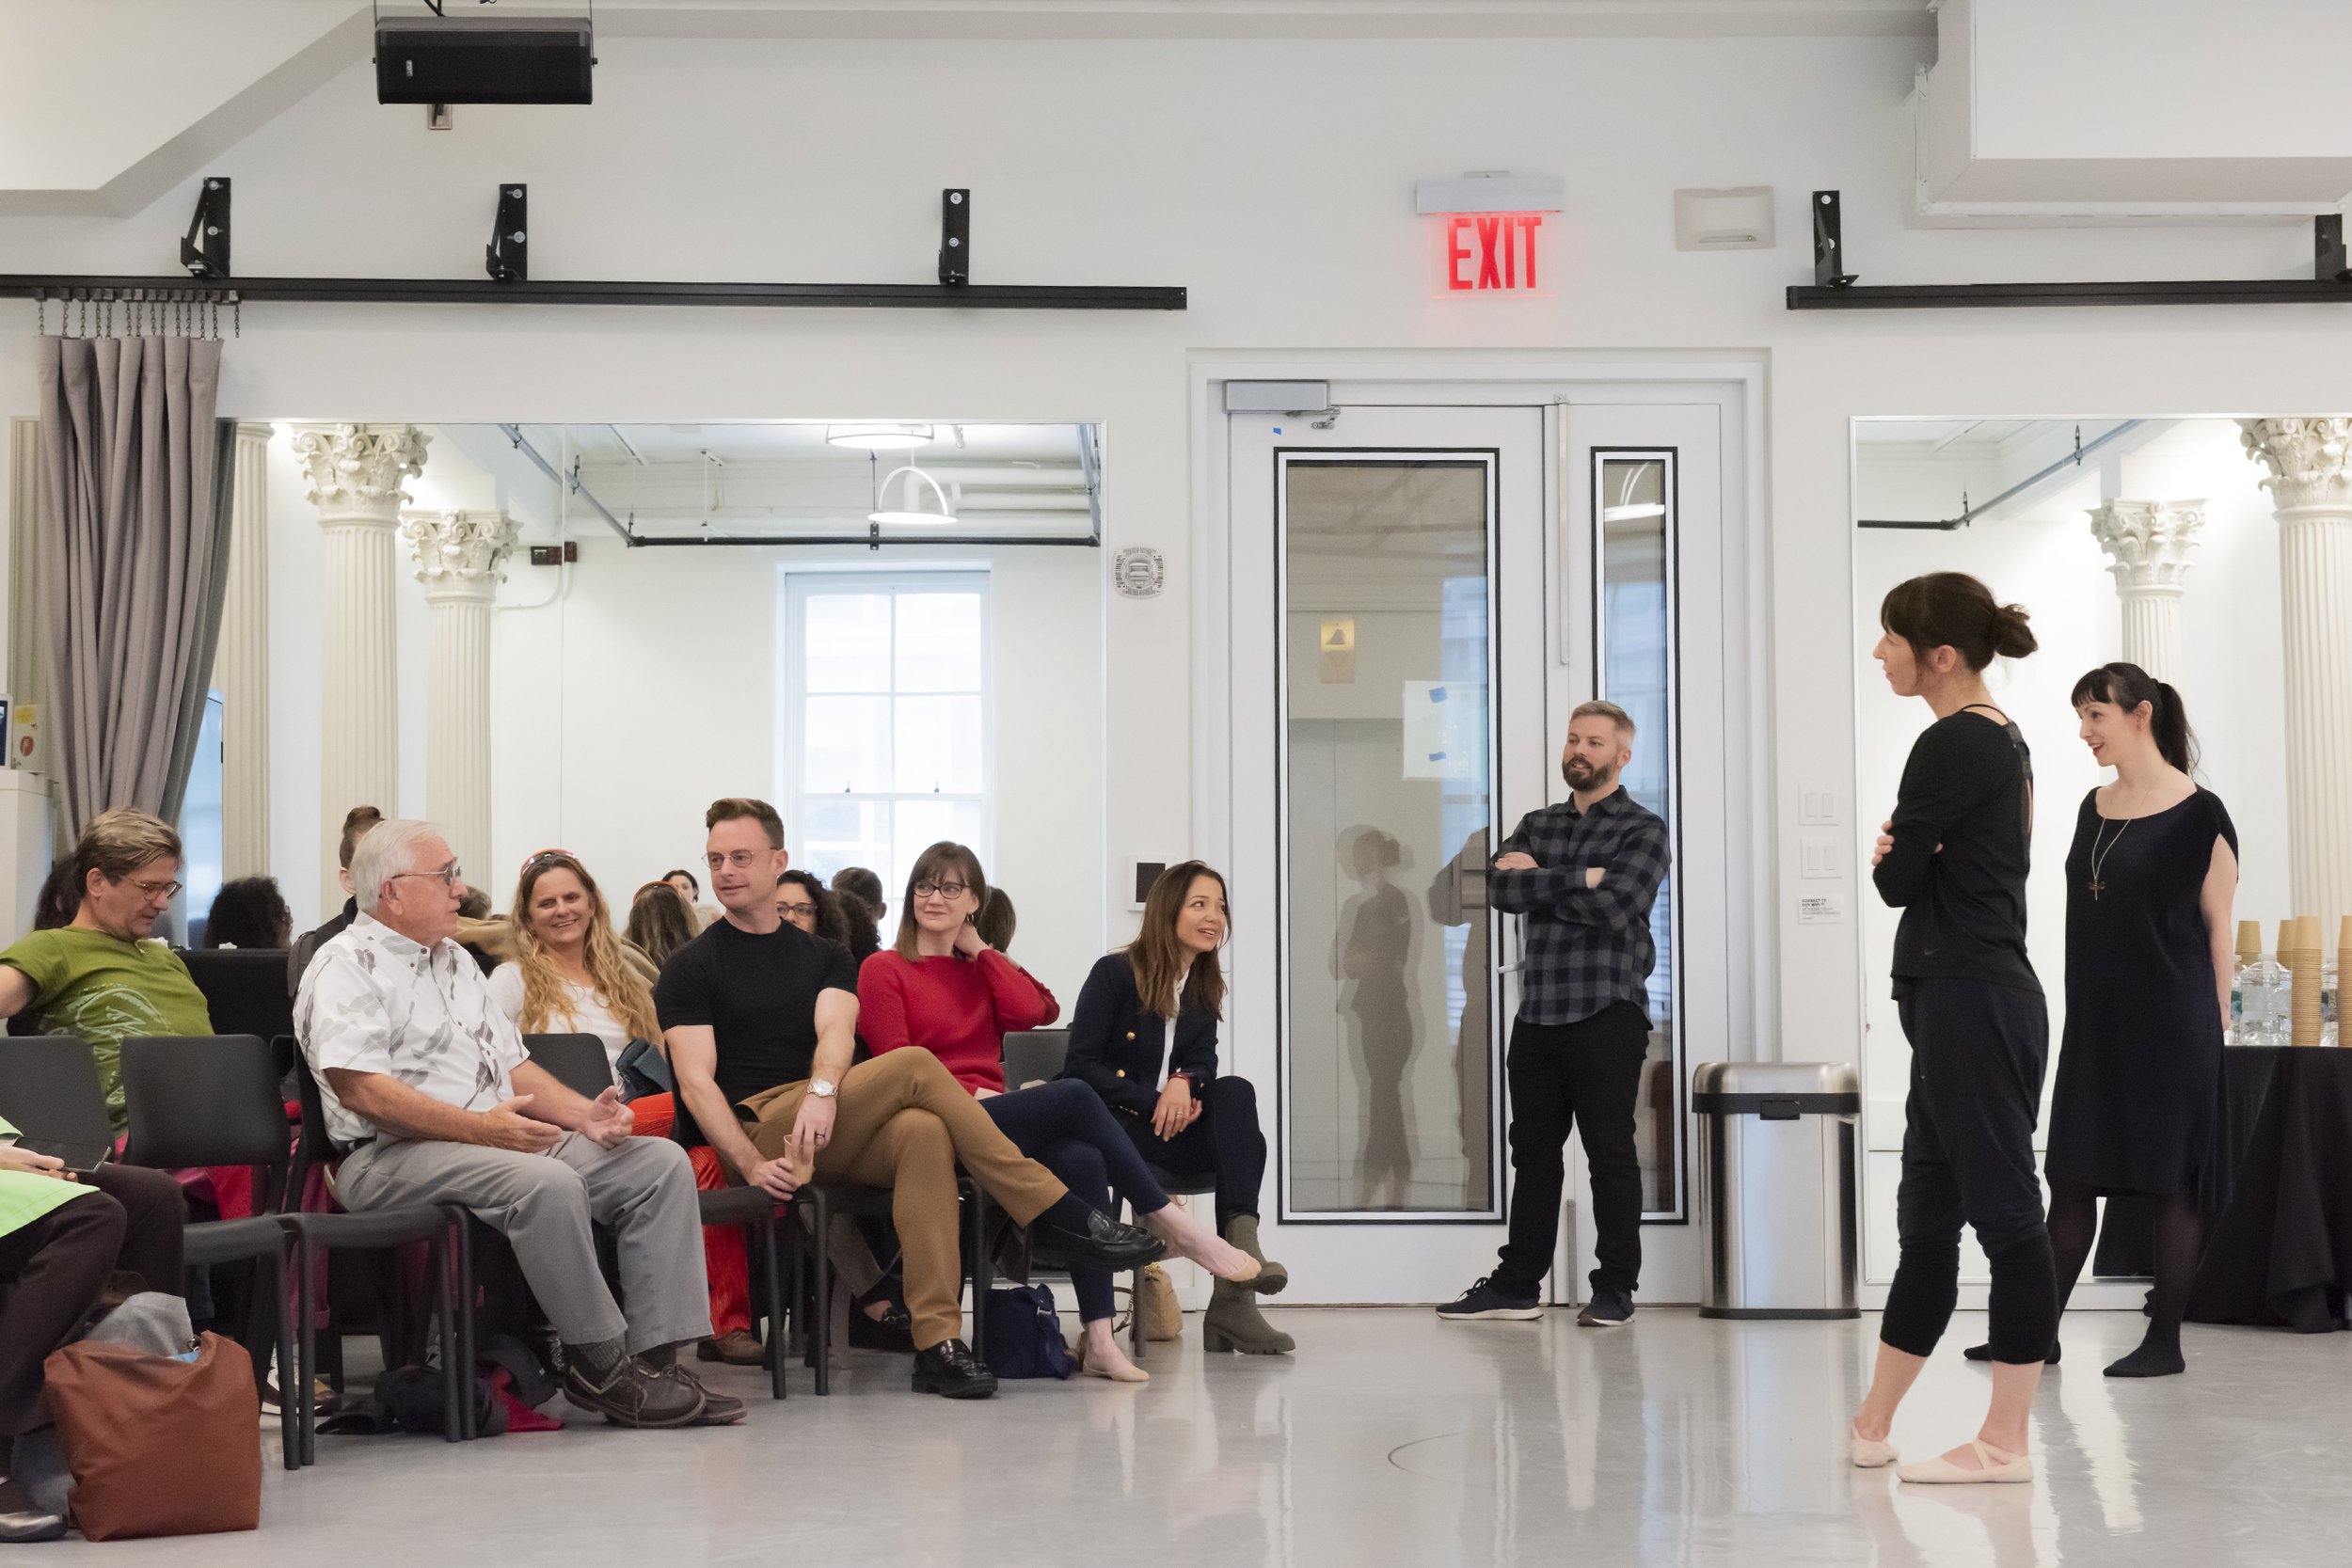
[2236,919,2264,966]
[2287,916,2323,1047]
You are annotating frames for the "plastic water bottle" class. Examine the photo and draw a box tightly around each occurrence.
[2233,953,2286,1047]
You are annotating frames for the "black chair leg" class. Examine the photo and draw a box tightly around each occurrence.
[1131,1263,1146,1364]
[271,1247,298,1473]
[453,1213,478,1439]
[967,1188,992,1363]
[295,1235,319,1468]
[435,1238,460,1444]
[810,1191,832,1396]
[761,1213,787,1401]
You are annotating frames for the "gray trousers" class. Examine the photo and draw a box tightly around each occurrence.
[339,1132,712,1355]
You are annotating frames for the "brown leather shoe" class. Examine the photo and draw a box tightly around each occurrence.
[695,1330,766,1366]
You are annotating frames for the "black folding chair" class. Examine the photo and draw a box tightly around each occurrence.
[115,1036,301,1470]
[0,1034,116,1161]
[520,1033,614,1100]
[280,1050,473,1465]
[998,1029,1209,1361]
[665,1087,796,1400]
[179,950,297,1047]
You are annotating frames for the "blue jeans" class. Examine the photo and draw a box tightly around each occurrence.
[982,1080,1171,1323]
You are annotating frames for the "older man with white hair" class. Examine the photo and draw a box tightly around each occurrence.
[294,819,732,1429]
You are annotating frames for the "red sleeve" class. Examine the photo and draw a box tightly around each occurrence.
[976,949,1058,1032]
[856,953,913,1055]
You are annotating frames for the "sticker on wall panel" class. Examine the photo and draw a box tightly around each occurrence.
[1319,616,1357,684]
[1401,680,1486,781]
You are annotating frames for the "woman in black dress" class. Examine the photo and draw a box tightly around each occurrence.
[1850,572,2056,1486]
[2045,663,2237,1378]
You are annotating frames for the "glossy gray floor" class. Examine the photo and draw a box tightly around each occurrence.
[30,1307,2352,1565]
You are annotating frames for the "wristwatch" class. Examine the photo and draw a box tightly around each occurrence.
[809,1078,838,1100]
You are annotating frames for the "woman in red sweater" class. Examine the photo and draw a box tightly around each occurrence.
[860,841,1267,1383]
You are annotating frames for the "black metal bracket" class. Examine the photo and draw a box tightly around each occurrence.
[486,184,527,284]
[2318,214,2350,283]
[181,178,230,279]
[939,189,969,286]
[1795,203,2352,309]
[1811,190,1855,290]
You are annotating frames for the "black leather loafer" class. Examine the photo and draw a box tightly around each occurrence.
[911,1338,998,1400]
[1031,1209,1166,1271]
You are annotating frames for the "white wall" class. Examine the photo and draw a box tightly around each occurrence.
[4,33,2350,1284]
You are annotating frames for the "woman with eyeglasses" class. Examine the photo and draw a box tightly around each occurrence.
[485,849,765,1367]
[775,870,851,947]
[858,842,1268,1383]
[1065,861,1291,1355]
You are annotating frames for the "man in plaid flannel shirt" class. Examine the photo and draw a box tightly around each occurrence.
[1438,700,1670,1328]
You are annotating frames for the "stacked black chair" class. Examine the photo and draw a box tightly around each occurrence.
[279,1048,473,1464]
[111,1036,301,1470]
[178,950,297,1048]
[999,1029,1212,1361]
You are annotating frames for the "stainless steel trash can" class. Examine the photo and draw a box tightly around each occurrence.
[1694,1062,1861,1319]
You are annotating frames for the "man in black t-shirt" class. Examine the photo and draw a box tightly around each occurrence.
[657,798,1161,1400]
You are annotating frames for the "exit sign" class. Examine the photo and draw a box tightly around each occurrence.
[1438,213,1548,293]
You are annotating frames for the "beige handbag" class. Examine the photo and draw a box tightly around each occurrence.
[1136,1263,1183,1341]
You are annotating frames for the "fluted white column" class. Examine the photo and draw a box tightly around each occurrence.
[2241,419,2352,922]
[215,423,275,878]
[295,424,426,914]
[2086,499,2204,683]
[401,510,516,887]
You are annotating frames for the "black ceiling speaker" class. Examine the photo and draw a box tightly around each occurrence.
[375,15,595,105]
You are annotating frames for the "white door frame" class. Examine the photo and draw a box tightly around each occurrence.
[1188,354,1770,1304]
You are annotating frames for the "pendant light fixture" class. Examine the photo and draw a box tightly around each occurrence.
[868,465,958,527]
[827,422,934,451]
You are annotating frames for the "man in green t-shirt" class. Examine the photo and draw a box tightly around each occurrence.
[0,809,214,1132]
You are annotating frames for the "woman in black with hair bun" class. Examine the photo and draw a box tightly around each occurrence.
[2035,662,2235,1378]
[1849,572,2055,1486]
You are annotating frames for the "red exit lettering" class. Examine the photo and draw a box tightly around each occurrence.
[1443,212,1546,293]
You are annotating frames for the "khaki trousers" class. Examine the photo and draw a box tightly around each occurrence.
[739,1049,1066,1349]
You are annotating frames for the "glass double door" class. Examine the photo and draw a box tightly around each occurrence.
[1222,397,1728,1304]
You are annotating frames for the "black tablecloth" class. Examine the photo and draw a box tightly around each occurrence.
[2184,1049,2352,1332]
[2091,1046,2278,1276]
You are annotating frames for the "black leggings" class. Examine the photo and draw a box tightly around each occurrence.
[1880,978,2059,1365]
[2050,1181,2200,1354]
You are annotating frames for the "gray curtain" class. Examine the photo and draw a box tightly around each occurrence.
[33,335,230,840]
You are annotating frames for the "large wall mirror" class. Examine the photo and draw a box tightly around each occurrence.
[1850,416,2296,1283]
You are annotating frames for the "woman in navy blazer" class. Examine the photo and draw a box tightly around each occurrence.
[1064,862,1295,1354]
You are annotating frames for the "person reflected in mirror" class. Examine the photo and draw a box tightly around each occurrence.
[1427,827,1492,1197]
[1991,664,2233,1380]
[1066,862,1295,1355]
[1849,572,2052,1484]
[487,849,761,1367]
[200,876,294,950]
[861,843,1263,1383]
[1336,827,1416,1210]
[626,880,700,973]
[1438,702,1668,1332]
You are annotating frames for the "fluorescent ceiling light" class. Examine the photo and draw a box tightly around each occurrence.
[828,422,934,451]
[868,465,958,527]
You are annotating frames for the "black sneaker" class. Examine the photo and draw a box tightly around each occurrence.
[911,1338,999,1399]
[1437,1275,1542,1322]
[1577,1287,1634,1327]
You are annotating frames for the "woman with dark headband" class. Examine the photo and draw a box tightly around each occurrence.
[1849,572,2054,1486]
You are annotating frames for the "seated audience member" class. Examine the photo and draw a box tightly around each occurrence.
[657,797,1164,1400]
[485,850,766,1367]
[776,870,852,948]
[296,818,735,1429]
[0,810,214,1132]
[834,865,886,951]
[31,860,80,932]
[1067,861,1294,1354]
[663,868,717,930]
[0,1117,185,1544]
[834,888,882,965]
[202,875,294,950]
[859,842,1270,1383]
[627,881,700,972]
[290,805,382,992]
[974,885,1017,956]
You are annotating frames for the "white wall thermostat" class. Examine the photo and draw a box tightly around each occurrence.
[1112,546,1165,598]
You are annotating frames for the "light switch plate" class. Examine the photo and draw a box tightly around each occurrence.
[1800,784,1839,825]
[1801,834,1840,879]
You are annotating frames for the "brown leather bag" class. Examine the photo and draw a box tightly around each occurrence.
[42,1332,262,1541]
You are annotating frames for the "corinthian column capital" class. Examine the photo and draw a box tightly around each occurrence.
[2239,418,2352,512]
[2087,499,2205,594]
[293,423,429,526]
[402,509,517,602]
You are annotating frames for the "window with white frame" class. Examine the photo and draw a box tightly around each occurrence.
[781,571,993,896]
